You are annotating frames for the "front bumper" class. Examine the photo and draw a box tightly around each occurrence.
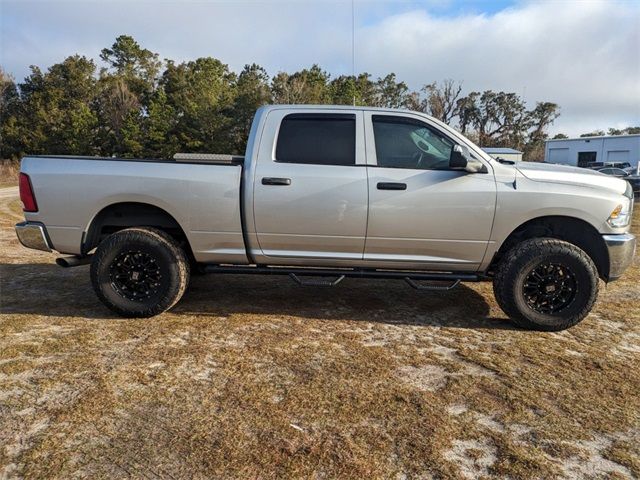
[603,233,636,281]
[15,221,52,252]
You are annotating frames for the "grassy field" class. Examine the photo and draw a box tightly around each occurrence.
[0,188,638,479]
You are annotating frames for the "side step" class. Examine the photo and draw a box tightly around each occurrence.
[289,273,345,287]
[202,265,480,288]
[404,278,460,291]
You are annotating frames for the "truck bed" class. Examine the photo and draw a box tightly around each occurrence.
[21,155,249,264]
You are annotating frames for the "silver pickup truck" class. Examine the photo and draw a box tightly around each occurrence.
[15,105,636,330]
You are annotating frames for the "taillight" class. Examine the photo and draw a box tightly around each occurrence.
[19,173,38,212]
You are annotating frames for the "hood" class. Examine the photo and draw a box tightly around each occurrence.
[515,162,628,196]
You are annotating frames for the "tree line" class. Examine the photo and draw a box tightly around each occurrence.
[1,34,620,163]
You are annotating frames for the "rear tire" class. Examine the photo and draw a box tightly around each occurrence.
[91,227,190,317]
[493,238,599,331]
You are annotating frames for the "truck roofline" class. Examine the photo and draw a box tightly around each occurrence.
[254,104,497,165]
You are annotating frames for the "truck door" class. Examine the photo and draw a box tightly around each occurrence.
[251,109,368,263]
[363,112,496,271]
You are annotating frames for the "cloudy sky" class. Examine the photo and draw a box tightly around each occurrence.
[1,0,638,136]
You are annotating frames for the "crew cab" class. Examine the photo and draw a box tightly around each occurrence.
[15,105,636,330]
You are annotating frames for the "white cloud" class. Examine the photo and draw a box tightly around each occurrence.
[1,0,638,136]
[355,1,640,135]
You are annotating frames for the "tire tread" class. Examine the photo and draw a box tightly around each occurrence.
[493,238,599,331]
[90,227,190,317]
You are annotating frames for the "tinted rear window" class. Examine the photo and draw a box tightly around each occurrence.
[275,113,356,166]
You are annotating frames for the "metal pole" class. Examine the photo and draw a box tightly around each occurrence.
[352,0,356,106]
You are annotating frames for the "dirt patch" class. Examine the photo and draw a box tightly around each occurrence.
[557,435,634,479]
[444,438,498,479]
[1,191,639,479]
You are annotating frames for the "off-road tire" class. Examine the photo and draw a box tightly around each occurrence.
[493,238,599,331]
[91,227,190,317]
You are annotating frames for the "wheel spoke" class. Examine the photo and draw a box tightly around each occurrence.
[522,262,577,315]
[109,250,162,302]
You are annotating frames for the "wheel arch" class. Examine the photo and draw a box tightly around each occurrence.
[489,215,610,280]
[83,202,194,259]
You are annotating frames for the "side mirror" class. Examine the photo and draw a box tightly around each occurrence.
[449,145,469,169]
[450,144,487,173]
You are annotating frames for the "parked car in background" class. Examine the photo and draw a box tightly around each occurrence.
[588,162,632,170]
[597,167,640,196]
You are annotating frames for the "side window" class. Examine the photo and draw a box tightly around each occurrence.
[372,115,455,170]
[275,113,356,166]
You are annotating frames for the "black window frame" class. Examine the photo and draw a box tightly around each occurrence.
[274,113,357,167]
[370,114,460,171]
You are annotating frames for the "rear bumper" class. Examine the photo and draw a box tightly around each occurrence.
[603,233,636,281]
[15,221,52,252]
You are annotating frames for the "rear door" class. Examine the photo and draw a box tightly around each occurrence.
[252,109,368,262]
[363,112,496,271]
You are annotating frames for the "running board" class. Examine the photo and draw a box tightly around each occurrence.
[289,273,345,287]
[202,265,480,286]
[404,278,460,291]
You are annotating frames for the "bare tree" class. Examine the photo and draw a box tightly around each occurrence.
[406,79,463,124]
[424,79,463,123]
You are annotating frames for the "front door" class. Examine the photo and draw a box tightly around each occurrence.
[364,112,497,271]
[252,110,368,262]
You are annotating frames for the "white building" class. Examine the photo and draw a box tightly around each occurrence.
[481,147,523,162]
[545,134,640,169]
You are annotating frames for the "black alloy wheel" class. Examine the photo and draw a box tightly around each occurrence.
[109,251,163,302]
[91,227,190,317]
[493,238,599,331]
[522,262,577,314]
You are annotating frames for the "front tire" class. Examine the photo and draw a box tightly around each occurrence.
[91,227,190,317]
[493,238,599,331]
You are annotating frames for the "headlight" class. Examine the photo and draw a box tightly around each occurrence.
[607,199,632,228]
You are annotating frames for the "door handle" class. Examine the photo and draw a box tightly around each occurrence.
[377,182,407,190]
[262,177,291,186]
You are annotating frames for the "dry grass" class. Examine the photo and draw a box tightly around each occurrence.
[1,189,638,479]
[0,160,20,188]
